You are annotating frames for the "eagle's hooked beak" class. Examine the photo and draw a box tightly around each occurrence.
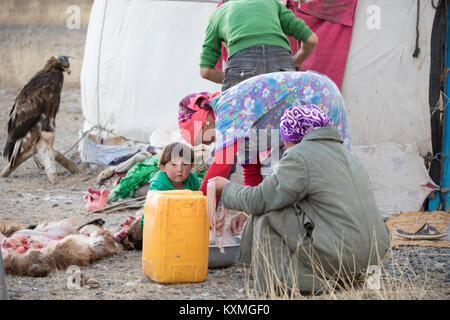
[58,56,73,75]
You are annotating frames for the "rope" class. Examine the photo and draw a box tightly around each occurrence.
[62,125,100,156]
[413,0,421,58]
[430,91,448,118]
[62,123,131,157]
[432,0,443,9]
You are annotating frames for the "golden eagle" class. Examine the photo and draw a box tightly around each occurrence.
[1,56,78,183]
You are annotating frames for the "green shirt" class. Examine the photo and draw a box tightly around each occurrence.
[200,0,313,69]
[140,170,201,227]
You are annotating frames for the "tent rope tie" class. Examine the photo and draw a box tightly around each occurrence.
[413,0,421,58]
[432,0,443,10]
[63,123,131,157]
[62,125,101,156]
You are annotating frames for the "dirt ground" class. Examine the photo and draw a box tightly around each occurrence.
[0,87,251,300]
[0,87,447,301]
[0,0,249,301]
[0,0,448,301]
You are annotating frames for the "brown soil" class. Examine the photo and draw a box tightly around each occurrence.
[0,1,249,300]
[0,86,250,300]
[0,0,447,301]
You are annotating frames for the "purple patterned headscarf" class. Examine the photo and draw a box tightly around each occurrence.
[280,104,331,143]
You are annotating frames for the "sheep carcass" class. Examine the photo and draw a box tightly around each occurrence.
[1,218,121,277]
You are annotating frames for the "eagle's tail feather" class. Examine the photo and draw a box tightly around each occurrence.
[3,140,22,167]
[3,140,15,163]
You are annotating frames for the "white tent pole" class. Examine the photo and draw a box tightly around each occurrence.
[96,0,109,129]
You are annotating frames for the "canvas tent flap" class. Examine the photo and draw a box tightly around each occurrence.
[353,143,436,219]
[81,0,221,144]
[341,0,434,157]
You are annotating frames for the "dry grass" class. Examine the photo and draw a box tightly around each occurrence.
[0,0,93,27]
[0,25,87,90]
[0,0,92,90]
[243,230,447,300]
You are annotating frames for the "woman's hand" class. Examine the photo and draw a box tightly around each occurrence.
[209,176,230,196]
[227,212,248,236]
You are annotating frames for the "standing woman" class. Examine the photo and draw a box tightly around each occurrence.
[178,70,352,231]
[199,0,318,91]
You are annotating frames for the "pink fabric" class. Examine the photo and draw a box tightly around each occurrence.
[286,0,357,89]
[178,92,219,146]
[84,188,110,212]
[179,108,211,146]
[215,45,228,71]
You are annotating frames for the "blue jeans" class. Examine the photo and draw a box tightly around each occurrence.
[222,45,296,91]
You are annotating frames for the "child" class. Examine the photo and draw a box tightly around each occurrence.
[210,104,390,295]
[114,142,200,249]
[139,142,200,226]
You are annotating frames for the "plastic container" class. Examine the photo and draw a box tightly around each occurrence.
[142,190,209,283]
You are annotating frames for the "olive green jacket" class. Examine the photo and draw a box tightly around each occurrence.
[223,127,390,293]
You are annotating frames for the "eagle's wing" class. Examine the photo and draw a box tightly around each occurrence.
[7,70,62,142]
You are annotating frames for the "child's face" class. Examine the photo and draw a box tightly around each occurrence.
[160,159,192,185]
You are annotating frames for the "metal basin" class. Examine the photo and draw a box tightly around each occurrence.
[208,236,240,268]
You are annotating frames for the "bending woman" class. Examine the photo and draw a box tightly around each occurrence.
[178,70,351,206]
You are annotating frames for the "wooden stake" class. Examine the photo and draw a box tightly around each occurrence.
[0,149,33,178]
[55,150,79,174]
[88,196,147,214]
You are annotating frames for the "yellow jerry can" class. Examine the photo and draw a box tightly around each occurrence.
[142,190,209,283]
